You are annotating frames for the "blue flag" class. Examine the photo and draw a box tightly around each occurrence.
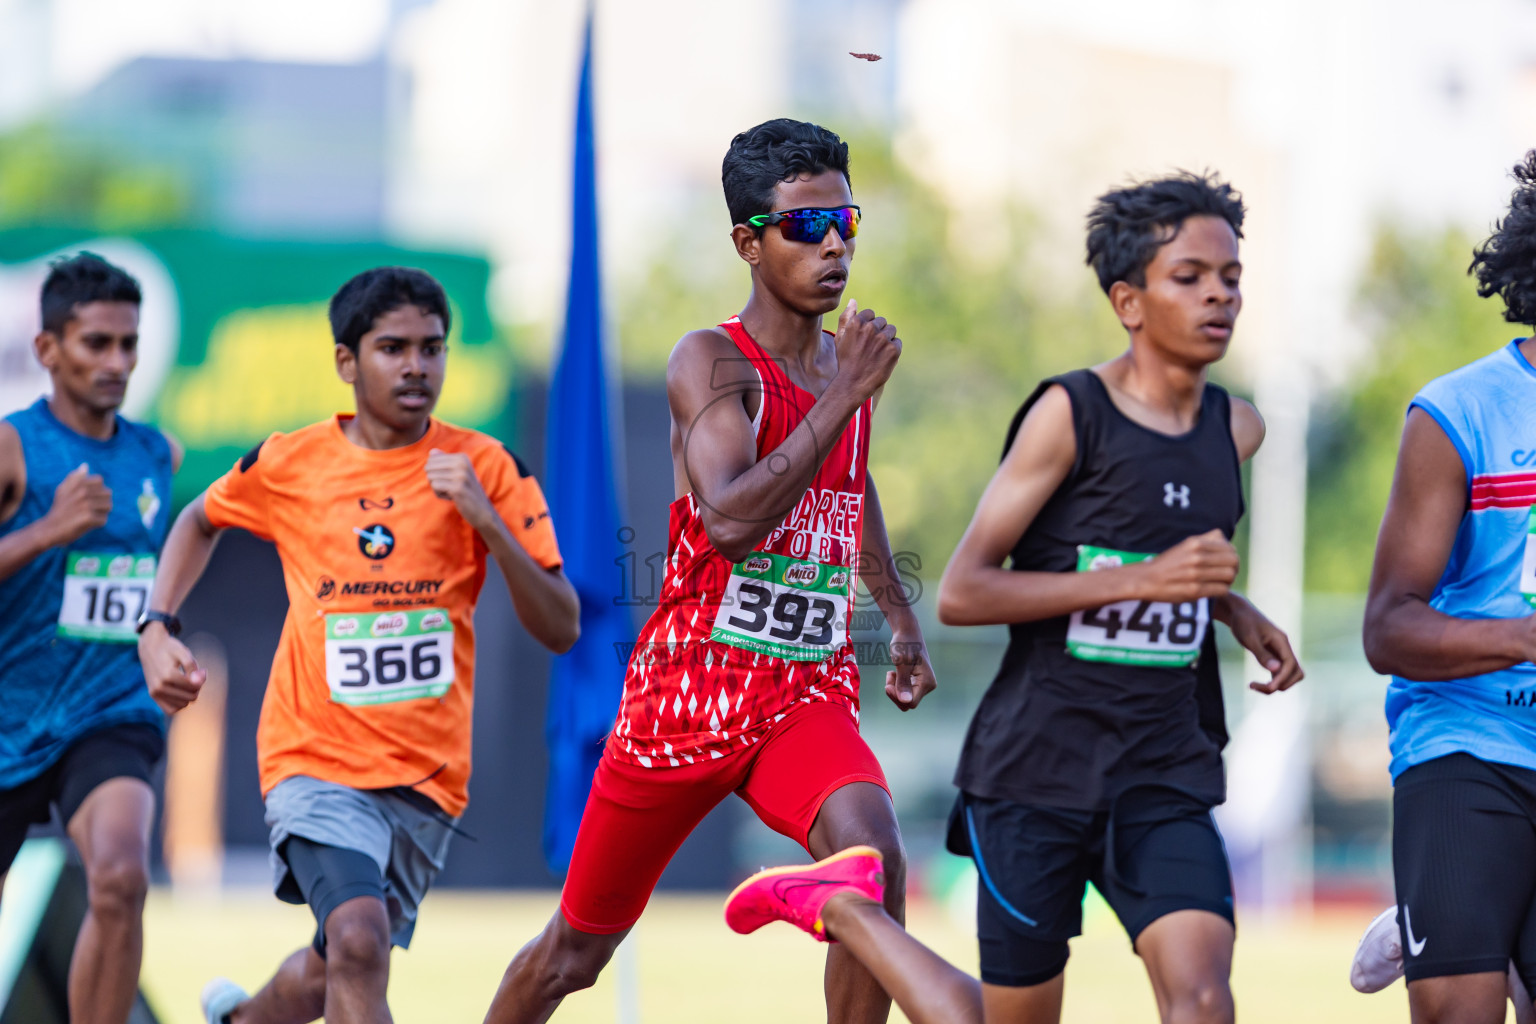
[541,14,630,873]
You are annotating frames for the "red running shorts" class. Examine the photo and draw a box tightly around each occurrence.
[559,699,888,934]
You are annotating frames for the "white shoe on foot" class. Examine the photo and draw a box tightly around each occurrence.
[200,977,248,1024]
[1350,906,1404,993]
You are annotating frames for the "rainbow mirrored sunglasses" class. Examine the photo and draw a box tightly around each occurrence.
[747,205,861,243]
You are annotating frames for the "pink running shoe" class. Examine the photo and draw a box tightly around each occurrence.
[724,845,886,943]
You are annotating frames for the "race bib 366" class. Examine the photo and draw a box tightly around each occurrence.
[710,552,850,662]
[324,608,454,706]
[1065,545,1208,667]
[57,552,156,642]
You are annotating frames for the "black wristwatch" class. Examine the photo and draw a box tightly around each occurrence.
[135,610,182,637]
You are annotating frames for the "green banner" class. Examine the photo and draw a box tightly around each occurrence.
[0,229,515,504]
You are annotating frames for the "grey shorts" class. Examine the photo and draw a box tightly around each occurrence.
[264,775,458,949]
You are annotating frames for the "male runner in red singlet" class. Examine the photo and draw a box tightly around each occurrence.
[482,119,933,1023]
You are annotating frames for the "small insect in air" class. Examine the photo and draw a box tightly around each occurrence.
[849,52,882,61]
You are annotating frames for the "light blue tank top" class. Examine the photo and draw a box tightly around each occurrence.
[0,398,170,788]
[1386,340,1536,779]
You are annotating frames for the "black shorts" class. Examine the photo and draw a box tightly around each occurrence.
[0,723,164,875]
[1393,752,1536,992]
[947,787,1234,987]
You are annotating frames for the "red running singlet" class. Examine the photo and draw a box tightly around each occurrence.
[608,317,873,767]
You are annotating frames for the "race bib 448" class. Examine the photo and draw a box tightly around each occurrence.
[57,552,156,642]
[1065,545,1209,667]
[710,552,851,662]
[325,608,454,706]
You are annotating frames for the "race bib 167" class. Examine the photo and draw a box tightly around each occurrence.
[57,552,156,642]
[325,608,454,706]
[1065,545,1209,668]
[710,551,851,662]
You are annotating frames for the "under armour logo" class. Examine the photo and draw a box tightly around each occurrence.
[1163,483,1191,508]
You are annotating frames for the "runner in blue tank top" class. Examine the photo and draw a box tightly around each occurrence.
[1347,153,1536,1024]
[0,253,179,1024]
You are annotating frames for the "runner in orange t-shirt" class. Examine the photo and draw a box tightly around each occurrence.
[138,267,580,1024]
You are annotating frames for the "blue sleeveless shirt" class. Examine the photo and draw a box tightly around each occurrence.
[1386,340,1536,779]
[0,398,170,788]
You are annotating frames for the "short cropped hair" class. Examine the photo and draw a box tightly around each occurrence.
[328,267,451,352]
[722,118,851,228]
[40,253,141,335]
[1085,171,1246,294]
[1470,150,1536,327]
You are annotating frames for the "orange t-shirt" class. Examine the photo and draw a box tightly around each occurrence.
[203,415,561,816]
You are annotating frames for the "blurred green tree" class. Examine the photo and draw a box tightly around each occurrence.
[0,123,191,230]
[1306,225,1514,593]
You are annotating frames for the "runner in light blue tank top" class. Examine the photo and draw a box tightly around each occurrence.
[0,253,178,1023]
[1385,339,1536,776]
[1349,155,1536,1018]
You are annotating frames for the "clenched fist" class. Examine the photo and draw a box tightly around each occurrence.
[44,463,112,547]
[833,299,902,401]
[425,449,494,530]
[139,626,207,714]
[1132,529,1239,603]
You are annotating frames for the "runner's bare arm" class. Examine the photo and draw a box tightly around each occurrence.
[668,301,899,563]
[424,450,580,654]
[0,423,113,583]
[861,472,936,711]
[1364,407,1536,678]
[938,385,1240,626]
[1229,396,1265,462]
[139,494,219,712]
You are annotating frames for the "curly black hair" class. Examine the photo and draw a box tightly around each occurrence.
[1084,171,1246,294]
[1470,151,1536,326]
[722,118,850,228]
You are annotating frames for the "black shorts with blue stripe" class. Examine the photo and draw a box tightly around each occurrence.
[946,787,1235,987]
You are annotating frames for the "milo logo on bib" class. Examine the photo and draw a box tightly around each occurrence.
[1066,544,1209,667]
[711,551,852,662]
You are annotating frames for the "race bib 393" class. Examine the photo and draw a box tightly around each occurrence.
[710,552,850,662]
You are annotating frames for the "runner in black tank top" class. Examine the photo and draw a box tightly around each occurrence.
[723,172,1304,1024]
[954,367,1242,810]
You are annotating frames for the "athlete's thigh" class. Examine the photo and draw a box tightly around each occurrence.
[65,777,155,873]
[560,753,740,935]
[56,723,164,842]
[1395,754,1536,989]
[1134,910,1234,1020]
[737,701,888,851]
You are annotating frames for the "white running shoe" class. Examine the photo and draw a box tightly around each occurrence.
[200,977,248,1024]
[1350,906,1404,993]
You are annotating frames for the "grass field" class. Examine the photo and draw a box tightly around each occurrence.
[136,889,1465,1024]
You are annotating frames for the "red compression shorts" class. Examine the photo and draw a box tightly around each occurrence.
[559,699,888,934]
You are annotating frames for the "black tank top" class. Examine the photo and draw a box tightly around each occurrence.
[953,369,1244,811]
